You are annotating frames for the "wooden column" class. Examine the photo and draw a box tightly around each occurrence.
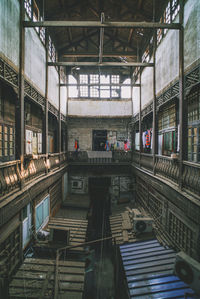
[153,30,157,175]
[17,0,25,186]
[179,0,185,188]
[58,67,62,155]
[139,69,142,168]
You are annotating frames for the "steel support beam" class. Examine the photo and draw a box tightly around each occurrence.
[58,67,61,155]
[99,13,105,63]
[61,52,137,58]
[152,29,157,175]
[139,69,142,168]
[23,20,181,30]
[179,0,185,188]
[17,0,25,178]
[43,33,49,160]
[48,62,154,67]
[60,83,140,87]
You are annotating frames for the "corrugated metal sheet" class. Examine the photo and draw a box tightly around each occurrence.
[120,239,195,298]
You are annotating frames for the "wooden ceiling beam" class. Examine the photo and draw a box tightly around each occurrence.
[48,61,154,67]
[61,52,137,58]
[105,32,137,51]
[24,20,181,30]
[58,30,98,51]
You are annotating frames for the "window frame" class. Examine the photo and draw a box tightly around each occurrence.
[35,195,50,232]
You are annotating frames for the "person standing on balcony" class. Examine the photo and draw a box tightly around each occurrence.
[75,139,79,152]
[105,139,110,151]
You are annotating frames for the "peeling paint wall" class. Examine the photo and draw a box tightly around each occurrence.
[25,26,46,95]
[68,99,132,117]
[0,0,20,67]
[48,66,59,108]
[0,0,62,112]
[67,117,131,151]
[132,0,200,115]
[60,86,67,115]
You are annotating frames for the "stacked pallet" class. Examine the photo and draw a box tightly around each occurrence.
[9,258,85,299]
[48,216,88,252]
[110,211,136,245]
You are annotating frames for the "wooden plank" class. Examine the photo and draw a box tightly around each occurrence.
[23,258,84,268]
[39,271,51,299]
[15,271,84,282]
[20,264,85,274]
[9,288,83,299]
[122,230,129,242]
[122,220,132,230]
[10,279,84,292]
[48,224,87,231]
[50,218,88,225]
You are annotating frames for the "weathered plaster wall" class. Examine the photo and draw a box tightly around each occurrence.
[67,117,131,151]
[0,0,61,111]
[132,0,200,115]
[25,26,46,95]
[60,86,67,115]
[48,67,59,109]
[0,0,20,67]
[68,99,132,117]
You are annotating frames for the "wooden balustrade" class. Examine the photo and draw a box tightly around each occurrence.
[68,151,88,162]
[23,155,47,182]
[155,155,179,184]
[132,151,140,165]
[0,153,67,198]
[182,161,200,196]
[113,150,132,162]
[0,160,21,197]
[49,153,61,169]
[140,153,153,171]
[68,150,132,163]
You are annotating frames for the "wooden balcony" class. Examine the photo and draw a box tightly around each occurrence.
[132,150,200,198]
[68,150,132,164]
[0,152,67,199]
[155,155,179,184]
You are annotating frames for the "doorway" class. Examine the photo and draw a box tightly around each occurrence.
[92,130,107,151]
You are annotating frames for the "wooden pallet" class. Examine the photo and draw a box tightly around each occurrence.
[110,211,136,245]
[48,217,88,251]
[9,258,85,299]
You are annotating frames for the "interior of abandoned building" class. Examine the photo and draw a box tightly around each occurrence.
[0,0,200,298]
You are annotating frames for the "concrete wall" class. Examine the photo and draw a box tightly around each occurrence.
[67,117,131,151]
[0,0,20,67]
[132,0,200,115]
[68,99,132,117]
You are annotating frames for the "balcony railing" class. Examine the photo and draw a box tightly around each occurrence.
[132,151,140,165]
[183,161,200,196]
[68,150,132,163]
[0,160,21,197]
[155,155,179,184]
[0,152,67,198]
[141,153,153,171]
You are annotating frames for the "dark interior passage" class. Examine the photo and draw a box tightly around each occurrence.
[93,130,107,151]
[84,177,114,299]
